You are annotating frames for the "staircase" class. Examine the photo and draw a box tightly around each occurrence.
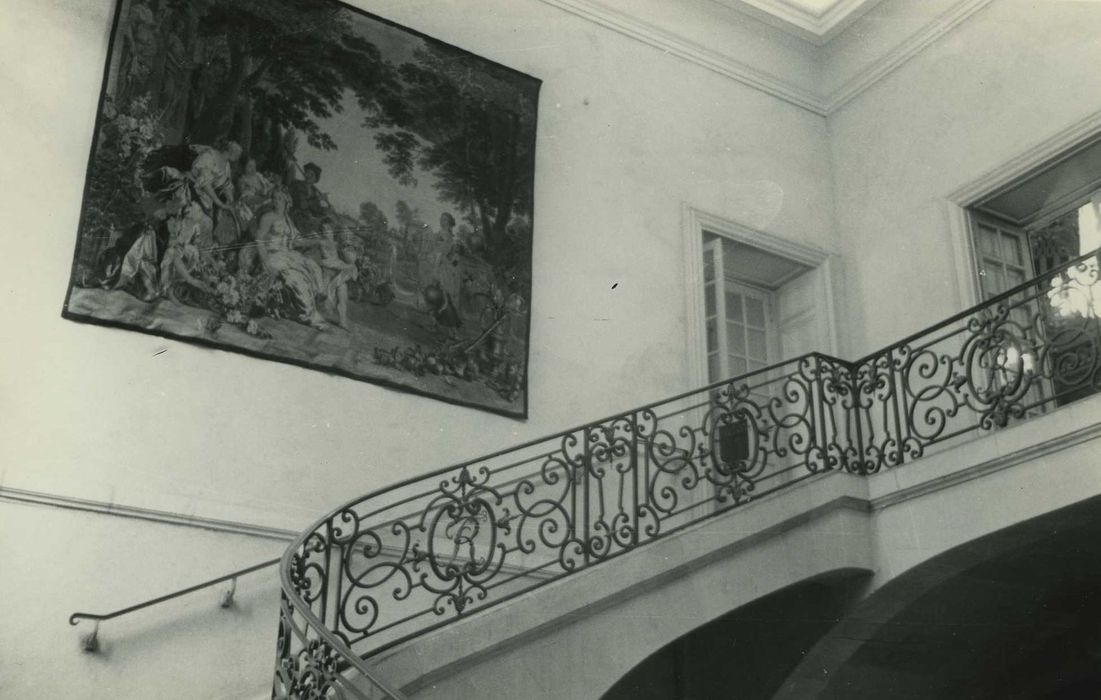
[271,249,1101,699]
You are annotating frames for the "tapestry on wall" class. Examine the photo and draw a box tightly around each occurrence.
[62,0,540,418]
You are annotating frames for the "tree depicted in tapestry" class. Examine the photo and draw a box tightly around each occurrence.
[64,0,540,417]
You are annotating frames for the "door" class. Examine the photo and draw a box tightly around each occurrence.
[703,238,776,383]
[973,214,1034,299]
[970,214,1045,415]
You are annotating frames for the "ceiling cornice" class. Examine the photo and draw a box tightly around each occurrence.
[713,0,884,45]
[537,0,830,115]
[824,0,994,113]
[537,0,994,118]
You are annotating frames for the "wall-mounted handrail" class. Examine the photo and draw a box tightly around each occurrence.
[270,248,1101,698]
[69,556,280,650]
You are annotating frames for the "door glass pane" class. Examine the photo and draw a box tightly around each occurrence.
[745,297,766,327]
[703,251,715,282]
[1001,232,1023,265]
[708,354,720,381]
[727,323,745,354]
[1006,267,1026,289]
[748,329,767,360]
[991,269,1006,295]
[728,356,748,376]
[704,284,716,316]
[978,225,998,256]
[981,274,999,298]
[725,292,744,323]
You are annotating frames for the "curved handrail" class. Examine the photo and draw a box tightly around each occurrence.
[276,542,409,699]
[273,249,1101,698]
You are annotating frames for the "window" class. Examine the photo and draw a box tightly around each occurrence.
[970,135,1101,298]
[700,234,823,384]
[972,215,1033,299]
[703,238,776,382]
[968,143,1101,410]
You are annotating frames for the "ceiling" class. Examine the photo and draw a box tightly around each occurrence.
[711,0,886,44]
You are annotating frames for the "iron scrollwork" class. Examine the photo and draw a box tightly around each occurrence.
[274,250,1101,698]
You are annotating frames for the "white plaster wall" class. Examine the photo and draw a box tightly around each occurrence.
[0,502,285,699]
[827,0,1101,354]
[818,0,980,98]
[0,0,835,533]
[595,0,823,94]
[0,1,834,697]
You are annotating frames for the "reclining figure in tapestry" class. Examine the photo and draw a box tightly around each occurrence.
[64,0,541,418]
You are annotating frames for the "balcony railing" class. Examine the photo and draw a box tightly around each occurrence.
[272,249,1101,699]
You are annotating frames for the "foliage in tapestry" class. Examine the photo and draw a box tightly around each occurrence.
[68,0,540,416]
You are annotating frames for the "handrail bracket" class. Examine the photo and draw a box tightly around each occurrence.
[79,620,100,654]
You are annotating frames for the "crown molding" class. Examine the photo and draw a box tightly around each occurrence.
[537,0,993,118]
[824,0,994,113]
[537,0,830,115]
[715,0,884,45]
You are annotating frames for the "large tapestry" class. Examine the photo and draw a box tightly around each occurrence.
[63,0,540,418]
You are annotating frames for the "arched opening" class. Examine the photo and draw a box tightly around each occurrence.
[600,569,870,700]
[810,495,1101,699]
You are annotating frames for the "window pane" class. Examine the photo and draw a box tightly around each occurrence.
[728,355,748,376]
[1001,232,1022,265]
[992,268,1007,294]
[980,258,1004,297]
[703,250,715,282]
[748,329,767,360]
[727,323,745,354]
[708,353,720,381]
[704,284,716,316]
[745,297,766,327]
[725,292,744,323]
[978,225,999,256]
[706,319,717,353]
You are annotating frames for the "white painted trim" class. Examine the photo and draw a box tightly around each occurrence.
[824,0,994,113]
[948,110,1101,206]
[0,486,299,542]
[944,199,983,312]
[693,208,832,267]
[818,254,842,356]
[536,0,829,115]
[682,204,711,391]
[682,205,839,389]
[713,0,885,45]
[942,108,1101,313]
[535,0,992,117]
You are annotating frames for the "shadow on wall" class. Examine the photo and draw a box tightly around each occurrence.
[808,495,1101,700]
[601,569,872,700]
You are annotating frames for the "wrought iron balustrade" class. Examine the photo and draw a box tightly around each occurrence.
[273,249,1101,699]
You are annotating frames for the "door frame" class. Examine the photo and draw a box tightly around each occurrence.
[682,205,839,390]
[944,109,1101,312]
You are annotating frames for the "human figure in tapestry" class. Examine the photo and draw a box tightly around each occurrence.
[65,0,540,418]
